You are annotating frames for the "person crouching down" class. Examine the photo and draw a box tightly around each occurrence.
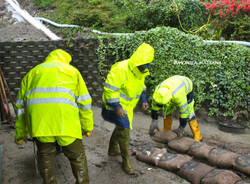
[149,75,203,142]
[102,43,154,175]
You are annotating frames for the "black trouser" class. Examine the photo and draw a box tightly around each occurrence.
[180,91,195,128]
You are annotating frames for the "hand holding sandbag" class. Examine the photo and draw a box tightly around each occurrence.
[149,119,159,136]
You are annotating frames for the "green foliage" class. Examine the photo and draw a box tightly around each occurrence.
[230,14,250,41]
[199,1,250,41]
[34,0,55,7]
[97,26,250,120]
[32,0,209,36]
[125,1,177,31]
[175,0,209,31]
[33,0,248,41]
[125,0,208,32]
[38,0,130,33]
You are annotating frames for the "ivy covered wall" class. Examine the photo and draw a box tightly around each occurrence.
[97,26,250,120]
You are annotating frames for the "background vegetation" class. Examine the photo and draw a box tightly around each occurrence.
[32,0,250,125]
[33,0,249,41]
[97,27,249,124]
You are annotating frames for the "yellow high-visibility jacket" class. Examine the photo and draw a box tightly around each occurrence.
[102,43,154,129]
[15,49,94,142]
[152,75,195,119]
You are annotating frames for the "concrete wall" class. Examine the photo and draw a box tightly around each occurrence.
[0,39,104,106]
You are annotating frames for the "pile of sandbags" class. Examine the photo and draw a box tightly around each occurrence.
[135,144,246,184]
[187,142,250,176]
[152,132,250,177]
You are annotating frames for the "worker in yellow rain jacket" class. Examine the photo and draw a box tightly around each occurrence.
[102,43,154,175]
[14,49,93,184]
[149,75,203,142]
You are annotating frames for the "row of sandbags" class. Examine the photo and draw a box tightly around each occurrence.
[135,146,248,184]
[152,130,250,176]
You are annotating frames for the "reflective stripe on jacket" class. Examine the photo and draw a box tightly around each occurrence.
[152,75,194,119]
[15,49,94,141]
[102,43,154,129]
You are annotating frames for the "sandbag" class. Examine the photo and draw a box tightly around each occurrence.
[188,141,215,159]
[152,130,177,144]
[233,156,250,176]
[168,137,196,153]
[151,148,168,165]
[207,148,239,169]
[135,146,167,165]
[157,153,192,171]
[201,169,242,184]
[177,160,214,184]
[235,181,250,184]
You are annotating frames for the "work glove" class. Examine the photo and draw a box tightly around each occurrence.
[83,131,92,137]
[15,138,27,145]
[149,119,159,136]
[173,126,184,137]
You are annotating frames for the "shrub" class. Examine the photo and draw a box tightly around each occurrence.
[200,0,250,41]
[34,0,55,8]
[37,0,130,33]
[230,14,250,41]
[97,26,250,121]
[125,0,208,32]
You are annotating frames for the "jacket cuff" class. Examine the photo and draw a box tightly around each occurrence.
[140,90,147,103]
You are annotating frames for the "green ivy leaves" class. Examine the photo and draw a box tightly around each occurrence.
[97,26,250,121]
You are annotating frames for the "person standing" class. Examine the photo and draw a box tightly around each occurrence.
[14,49,93,184]
[149,75,203,142]
[102,43,154,175]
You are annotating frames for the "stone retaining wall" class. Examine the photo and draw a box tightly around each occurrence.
[0,39,104,106]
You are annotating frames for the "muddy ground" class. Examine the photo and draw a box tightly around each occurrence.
[0,106,250,184]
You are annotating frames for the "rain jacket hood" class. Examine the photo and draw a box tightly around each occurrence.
[153,87,172,105]
[128,43,154,78]
[44,49,72,64]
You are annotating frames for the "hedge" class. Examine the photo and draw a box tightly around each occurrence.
[97,26,250,120]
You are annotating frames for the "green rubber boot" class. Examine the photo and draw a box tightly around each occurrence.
[108,127,121,156]
[117,127,135,175]
[36,141,57,184]
[63,139,89,184]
